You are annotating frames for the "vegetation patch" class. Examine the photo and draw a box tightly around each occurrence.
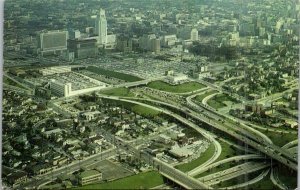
[215,141,243,162]
[147,81,205,93]
[246,174,277,190]
[73,171,164,189]
[207,93,239,109]
[131,105,160,117]
[175,143,215,172]
[276,166,297,189]
[194,90,218,102]
[256,128,297,147]
[101,87,135,97]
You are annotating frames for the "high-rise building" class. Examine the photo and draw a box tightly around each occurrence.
[95,9,107,46]
[139,34,154,50]
[106,34,116,49]
[38,30,68,56]
[139,34,161,54]
[151,38,160,54]
[117,36,132,53]
[68,38,97,59]
[191,28,199,41]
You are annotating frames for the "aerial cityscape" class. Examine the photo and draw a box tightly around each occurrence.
[2,0,299,189]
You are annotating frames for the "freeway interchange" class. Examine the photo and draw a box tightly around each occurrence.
[21,78,297,189]
[113,93,297,171]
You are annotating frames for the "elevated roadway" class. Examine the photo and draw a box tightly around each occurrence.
[198,162,270,186]
[220,169,270,189]
[116,96,297,170]
[189,154,265,177]
[196,93,273,144]
[99,117,212,190]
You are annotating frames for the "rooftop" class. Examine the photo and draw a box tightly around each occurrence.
[78,170,101,179]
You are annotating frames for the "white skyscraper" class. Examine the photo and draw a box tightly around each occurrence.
[95,9,107,45]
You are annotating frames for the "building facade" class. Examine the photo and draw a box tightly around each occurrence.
[67,38,98,59]
[40,66,71,76]
[50,80,72,97]
[77,170,102,186]
[139,34,160,53]
[38,30,68,56]
[95,9,107,46]
[116,36,133,53]
[191,28,199,41]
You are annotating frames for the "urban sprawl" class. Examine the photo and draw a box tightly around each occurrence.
[2,0,299,189]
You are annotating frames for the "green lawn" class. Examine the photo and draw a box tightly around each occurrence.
[175,143,215,172]
[194,90,218,102]
[207,99,227,109]
[207,94,239,109]
[86,66,143,82]
[215,141,241,162]
[147,81,205,93]
[101,87,134,97]
[276,166,297,189]
[73,171,164,189]
[131,105,160,117]
[246,174,276,190]
[256,129,297,147]
[101,99,162,121]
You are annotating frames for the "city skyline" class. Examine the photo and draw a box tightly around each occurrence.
[2,0,299,189]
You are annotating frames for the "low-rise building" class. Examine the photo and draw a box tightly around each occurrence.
[77,170,102,186]
[6,171,28,188]
[40,66,71,76]
[169,147,193,158]
[167,73,188,84]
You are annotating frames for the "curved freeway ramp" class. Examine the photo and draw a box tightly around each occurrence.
[220,169,270,189]
[189,154,265,177]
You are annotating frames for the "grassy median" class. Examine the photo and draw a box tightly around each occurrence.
[147,81,205,93]
[101,87,135,97]
[207,94,239,109]
[194,90,218,102]
[175,143,215,172]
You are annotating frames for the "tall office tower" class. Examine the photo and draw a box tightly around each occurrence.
[151,38,160,54]
[68,38,98,59]
[116,36,132,53]
[38,30,68,56]
[95,9,107,46]
[191,28,199,41]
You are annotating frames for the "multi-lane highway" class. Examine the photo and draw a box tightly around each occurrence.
[282,140,298,149]
[198,162,270,186]
[220,169,270,190]
[187,92,273,144]
[189,154,265,177]
[117,96,297,170]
